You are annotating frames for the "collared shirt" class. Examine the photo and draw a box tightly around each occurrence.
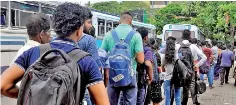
[14,38,103,101]
[78,34,99,65]
[10,40,40,65]
[177,40,207,67]
[220,49,234,67]
[101,24,143,75]
[144,45,153,62]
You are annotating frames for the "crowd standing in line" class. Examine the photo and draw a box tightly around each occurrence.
[1,2,236,105]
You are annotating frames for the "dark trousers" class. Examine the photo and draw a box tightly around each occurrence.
[234,78,236,86]
[182,72,198,105]
[220,67,231,83]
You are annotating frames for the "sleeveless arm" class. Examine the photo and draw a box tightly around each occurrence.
[1,64,24,98]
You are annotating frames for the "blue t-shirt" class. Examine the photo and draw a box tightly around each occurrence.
[220,49,234,67]
[78,34,100,65]
[14,38,103,99]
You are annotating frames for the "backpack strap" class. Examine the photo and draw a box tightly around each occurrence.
[111,30,120,43]
[39,43,51,56]
[67,49,89,105]
[68,48,90,62]
[124,30,136,44]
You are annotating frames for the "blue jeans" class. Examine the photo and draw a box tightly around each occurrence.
[164,80,181,105]
[107,76,137,105]
[136,84,148,105]
[200,63,215,86]
[84,89,93,105]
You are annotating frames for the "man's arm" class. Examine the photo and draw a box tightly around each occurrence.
[1,64,24,98]
[104,68,109,87]
[134,33,144,64]
[136,52,145,64]
[80,56,110,105]
[192,45,207,67]
[145,60,153,84]
[88,82,110,105]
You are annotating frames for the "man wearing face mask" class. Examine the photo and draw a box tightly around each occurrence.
[10,13,51,67]
[77,7,100,105]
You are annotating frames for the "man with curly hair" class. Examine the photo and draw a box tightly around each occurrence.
[1,3,110,105]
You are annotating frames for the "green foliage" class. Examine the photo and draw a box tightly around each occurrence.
[90,1,150,15]
[90,1,236,41]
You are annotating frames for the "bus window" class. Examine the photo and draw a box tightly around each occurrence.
[42,6,55,15]
[164,30,195,43]
[98,19,105,36]
[10,1,38,27]
[1,8,7,26]
[106,21,112,32]
[113,22,119,29]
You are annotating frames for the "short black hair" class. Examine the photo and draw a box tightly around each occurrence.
[148,37,156,45]
[52,3,86,37]
[182,29,191,40]
[221,45,226,50]
[212,40,218,46]
[26,13,50,37]
[226,44,231,49]
[137,27,148,39]
[121,11,133,18]
[201,41,207,46]
[190,38,198,44]
[83,7,93,20]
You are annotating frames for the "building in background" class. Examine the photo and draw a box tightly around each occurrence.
[150,1,169,9]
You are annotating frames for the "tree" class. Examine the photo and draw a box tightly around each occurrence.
[90,1,150,15]
[150,3,184,34]
[90,1,123,14]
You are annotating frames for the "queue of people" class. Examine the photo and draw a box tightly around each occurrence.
[1,2,236,105]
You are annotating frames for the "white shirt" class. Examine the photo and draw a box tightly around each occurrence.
[10,40,40,88]
[10,40,40,65]
[176,40,207,67]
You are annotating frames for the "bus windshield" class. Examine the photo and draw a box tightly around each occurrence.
[164,30,195,43]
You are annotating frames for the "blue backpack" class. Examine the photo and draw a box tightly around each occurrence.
[108,30,136,87]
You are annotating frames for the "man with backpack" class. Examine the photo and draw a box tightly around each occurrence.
[1,3,109,105]
[101,12,145,105]
[136,27,153,105]
[178,29,207,105]
[77,7,100,105]
[200,41,214,89]
[1,12,51,105]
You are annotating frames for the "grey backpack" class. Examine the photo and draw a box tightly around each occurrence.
[17,43,89,105]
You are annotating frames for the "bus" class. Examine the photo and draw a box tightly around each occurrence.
[160,24,205,44]
[91,9,156,47]
[1,1,156,70]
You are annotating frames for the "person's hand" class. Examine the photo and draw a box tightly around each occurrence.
[147,79,152,85]
[193,65,198,71]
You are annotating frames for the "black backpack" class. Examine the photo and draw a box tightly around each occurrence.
[17,44,89,105]
[196,81,206,94]
[137,63,147,88]
[171,43,194,87]
[178,43,194,70]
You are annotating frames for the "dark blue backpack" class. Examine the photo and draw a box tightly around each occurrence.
[108,30,136,87]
